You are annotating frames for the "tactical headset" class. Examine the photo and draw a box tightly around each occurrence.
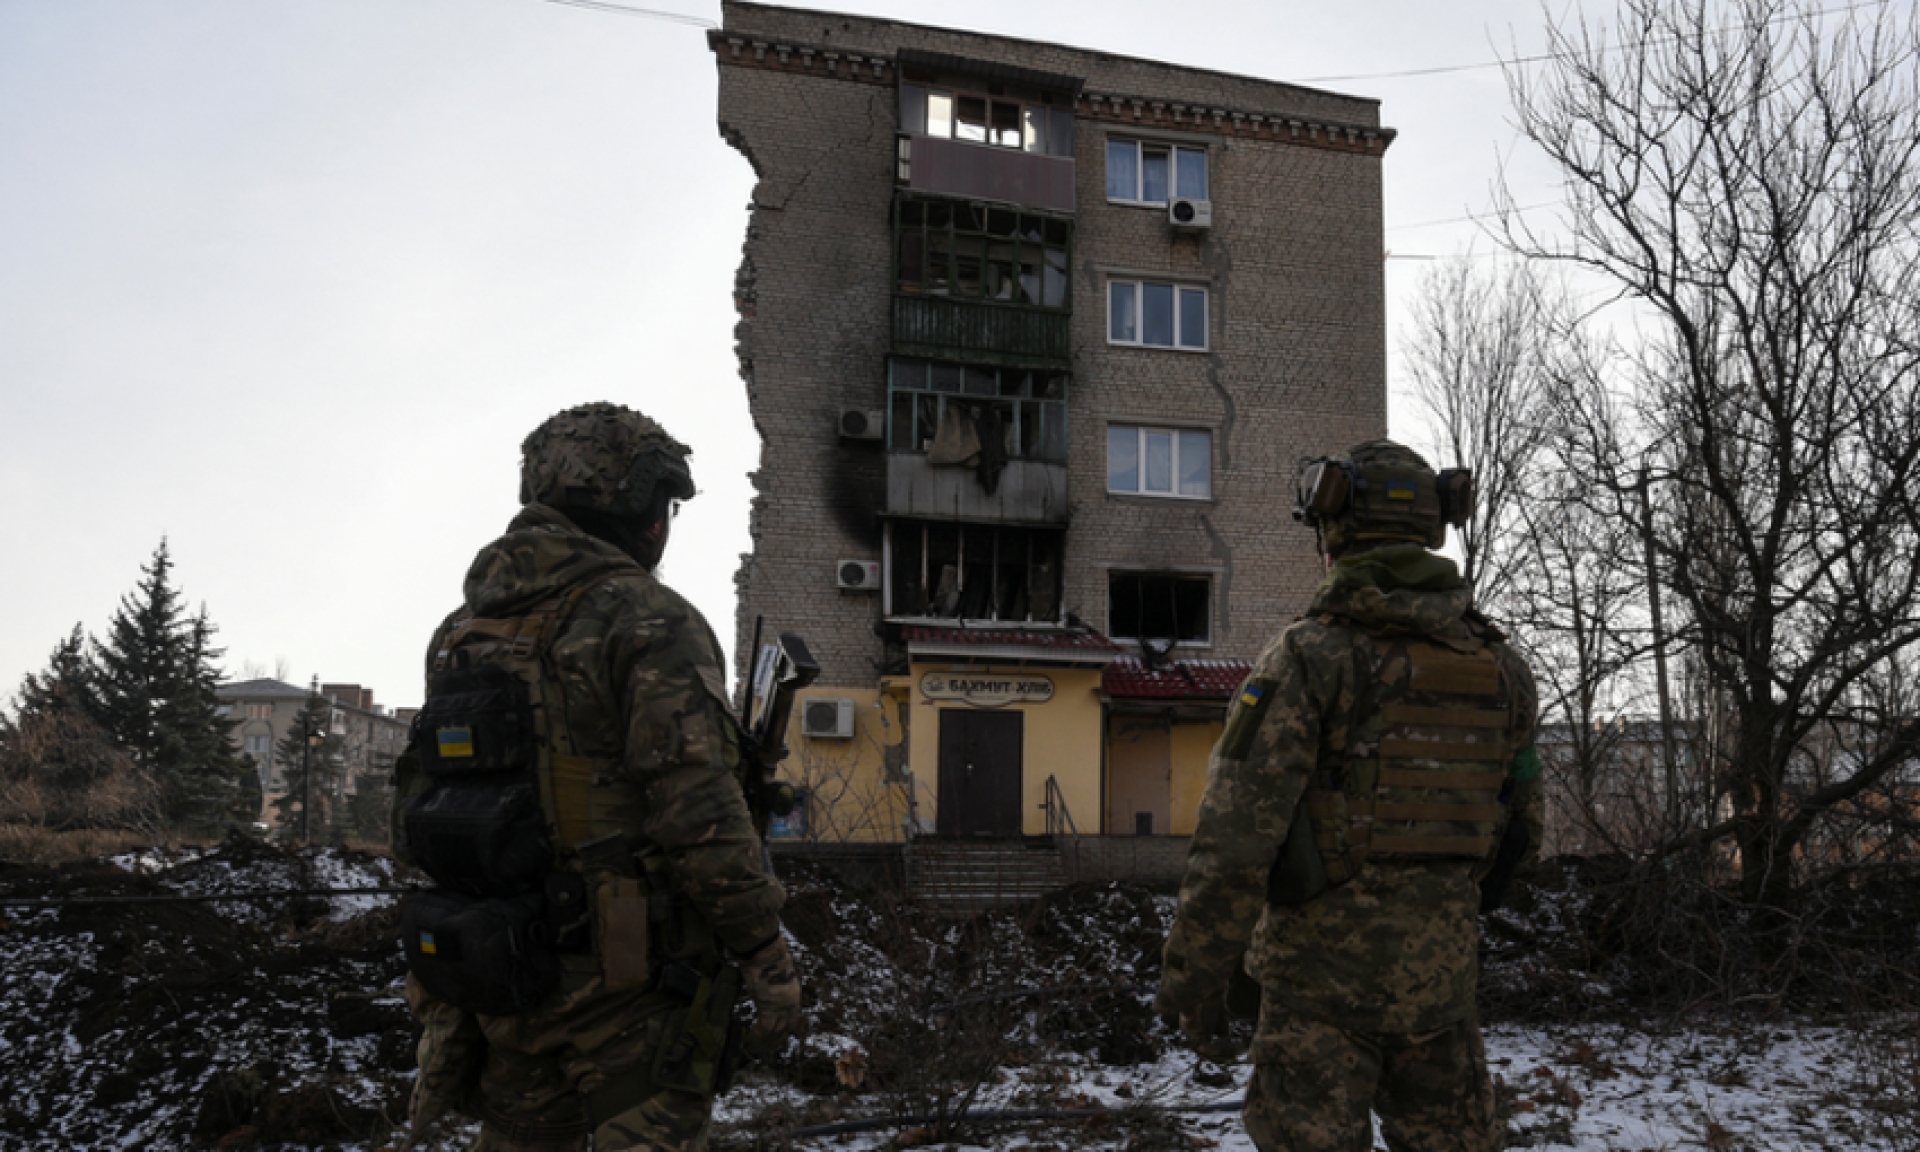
[1291,456,1475,533]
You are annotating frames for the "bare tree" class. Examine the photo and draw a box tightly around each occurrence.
[1503,0,1920,906]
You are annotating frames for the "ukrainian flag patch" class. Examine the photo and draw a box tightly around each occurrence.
[418,931,438,956]
[1239,683,1265,708]
[1386,480,1418,502]
[437,727,474,758]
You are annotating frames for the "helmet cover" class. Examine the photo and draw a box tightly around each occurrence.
[1315,439,1447,555]
[519,403,695,518]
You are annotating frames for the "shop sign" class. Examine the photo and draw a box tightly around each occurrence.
[920,671,1055,708]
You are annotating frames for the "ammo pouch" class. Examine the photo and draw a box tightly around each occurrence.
[402,665,553,897]
[402,890,560,1017]
[651,961,743,1099]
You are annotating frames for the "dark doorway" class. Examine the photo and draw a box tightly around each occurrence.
[936,709,1024,835]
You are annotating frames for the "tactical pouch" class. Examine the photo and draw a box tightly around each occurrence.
[403,781,552,897]
[402,890,560,1017]
[417,666,536,778]
[595,877,652,992]
[652,962,742,1099]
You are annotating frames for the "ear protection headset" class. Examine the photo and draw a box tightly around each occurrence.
[1291,457,1476,529]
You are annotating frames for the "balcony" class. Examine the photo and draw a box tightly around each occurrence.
[887,454,1070,526]
[901,134,1076,214]
[893,296,1071,368]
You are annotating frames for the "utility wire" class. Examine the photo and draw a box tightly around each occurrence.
[535,0,716,28]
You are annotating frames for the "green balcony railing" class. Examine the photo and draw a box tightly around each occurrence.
[892,295,1071,368]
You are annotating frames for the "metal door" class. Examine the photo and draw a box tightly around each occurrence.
[936,709,1024,835]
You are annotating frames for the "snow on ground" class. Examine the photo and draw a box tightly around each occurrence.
[3,845,1911,1150]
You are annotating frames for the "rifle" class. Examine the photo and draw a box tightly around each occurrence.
[738,622,820,838]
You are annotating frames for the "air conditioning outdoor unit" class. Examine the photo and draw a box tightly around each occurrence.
[839,408,886,440]
[1169,197,1213,230]
[801,697,856,739]
[837,560,882,591]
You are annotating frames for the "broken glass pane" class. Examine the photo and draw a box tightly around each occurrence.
[956,96,988,142]
[991,100,1022,148]
[1042,248,1067,307]
[1049,109,1073,158]
[897,234,924,289]
[964,366,997,396]
[930,363,962,393]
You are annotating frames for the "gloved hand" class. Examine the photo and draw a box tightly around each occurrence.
[1178,995,1242,1062]
[401,976,483,1148]
[739,934,803,1055]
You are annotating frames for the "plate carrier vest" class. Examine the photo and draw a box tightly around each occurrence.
[1298,620,1517,890]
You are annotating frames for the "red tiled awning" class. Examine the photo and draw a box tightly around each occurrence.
[1101,656,1252,702]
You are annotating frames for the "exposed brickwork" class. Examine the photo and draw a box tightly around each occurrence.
[715,1,1389,691]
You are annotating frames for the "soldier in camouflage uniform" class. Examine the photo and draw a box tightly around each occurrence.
[1156,440,1541,1152]
[397,403,801,1152]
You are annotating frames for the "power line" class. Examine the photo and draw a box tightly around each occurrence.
[535,0,716,29]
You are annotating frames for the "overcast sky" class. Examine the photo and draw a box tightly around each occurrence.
[0,0,1565,711]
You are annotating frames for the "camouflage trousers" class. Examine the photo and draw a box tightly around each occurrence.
[1242,1012,1497,1152]
[408,955,715,1152]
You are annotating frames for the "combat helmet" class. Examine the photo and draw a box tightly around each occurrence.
[519,402,695,519]
[1292,439,1473,556]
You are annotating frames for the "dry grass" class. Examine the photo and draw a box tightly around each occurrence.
[0,823,165,865]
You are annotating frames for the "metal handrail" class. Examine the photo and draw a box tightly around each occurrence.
[1040,774,1080,838]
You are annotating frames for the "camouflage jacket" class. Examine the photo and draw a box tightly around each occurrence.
[418,503,784,958]
[1159,545,1540,1034]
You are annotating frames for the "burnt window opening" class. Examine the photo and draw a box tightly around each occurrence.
[1108,571,1211,644]
[895,195,1071,308]
[888,357,1067,464]
[888,521,1062,623]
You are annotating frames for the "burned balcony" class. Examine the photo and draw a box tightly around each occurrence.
[893,195,1071,367]
[885,358,1069,525]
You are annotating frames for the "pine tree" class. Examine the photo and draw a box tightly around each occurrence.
[271,694,344,842]
[91,541,245,833]
[0,627,154,831]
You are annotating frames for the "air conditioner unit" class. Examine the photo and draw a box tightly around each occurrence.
[800,697,856,739]
[1169,197,1213,230]
[837,560,882,591]
[839,408,885,440]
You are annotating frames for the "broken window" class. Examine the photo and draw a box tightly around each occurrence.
[888,358,1067,463]
[895,194,1071,308]
[899,84,1074,158]
[1105,139,1209,205]
[1108,571,1211,643]
[887,520,1063,623]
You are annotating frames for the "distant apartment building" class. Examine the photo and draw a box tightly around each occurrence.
[216,679,410,801]
[712,3,1390,842]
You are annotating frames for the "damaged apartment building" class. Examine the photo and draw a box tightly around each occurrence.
[712,2,1391,852]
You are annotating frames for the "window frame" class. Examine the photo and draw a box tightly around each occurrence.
[1105,423,1213,499]
[1106,569,1214,646]
[895,195,1073,310]
[1106,279,1209,350]
[899,83,1074,158]
[887,357,1069,464]
[1105,138,1209,206]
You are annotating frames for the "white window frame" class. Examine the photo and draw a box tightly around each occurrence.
[1106,424,1212,499]
[1107,280,1209,351]
[1105,139,1209,206]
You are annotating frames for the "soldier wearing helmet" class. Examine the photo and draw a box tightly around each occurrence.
[394,403,798,1152]
[1156,439,1542,1152]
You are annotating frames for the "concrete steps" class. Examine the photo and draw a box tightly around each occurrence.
[906,837,1065,914]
